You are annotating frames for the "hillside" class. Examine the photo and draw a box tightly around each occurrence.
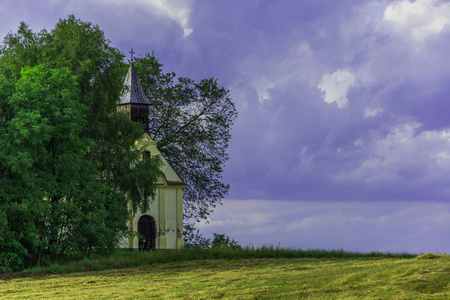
[1,254,449,299]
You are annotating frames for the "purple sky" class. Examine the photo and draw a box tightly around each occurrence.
[3,0,450,253]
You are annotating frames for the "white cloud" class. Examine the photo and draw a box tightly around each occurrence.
[144,0,193,37]
[383,0,450,42]
[318,69,356,108]
[254,79,275,103]
[240,41,320,104]
[285,215,333,232]
[433,152,450,167]
[335,122,450,185]
[198,199,450,253]
[363,107,383,118]
[62,0,194,37]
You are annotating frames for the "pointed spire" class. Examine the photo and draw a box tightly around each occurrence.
[119,64,151,105]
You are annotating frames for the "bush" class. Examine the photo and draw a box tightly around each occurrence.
[0,232,28,272]
[183,223,211,249]
[0,252,25,272]
[211,233,241,249]
[48,263,65,273]
[82,257,93,268]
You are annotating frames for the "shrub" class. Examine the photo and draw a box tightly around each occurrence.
[183,224,211,249]
[211,233,241,249]
[48,263,65,273]
[0,232,28,272]
[82,257,93,268]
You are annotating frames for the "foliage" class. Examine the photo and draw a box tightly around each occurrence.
[0,16,237,268]
[211,233,241,249]
[182,223,212,249]
[183,231,241,250]
[133,54,238,224]
[0,65,125,267]
[0,16,161,268]
[0,231,27,272]
[3,247,415,276]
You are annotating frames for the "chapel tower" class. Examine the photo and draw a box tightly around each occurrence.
[117,54,187,251]
[117,63,151,131]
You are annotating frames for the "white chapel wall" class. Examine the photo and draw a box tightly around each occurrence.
[116,189,160,249]
[165,188,177,249]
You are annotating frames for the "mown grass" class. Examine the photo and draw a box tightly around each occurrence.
[4,246,416,276]
[1,252,449,299]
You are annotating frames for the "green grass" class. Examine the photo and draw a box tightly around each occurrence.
[3,246,416,276]
[1,252,450,299]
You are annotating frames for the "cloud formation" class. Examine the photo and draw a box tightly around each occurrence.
[3,0,450,205]
[213,0,450,203]
[383,0,450,41]
[319,69,356,108]
[199,199,450,253]
[3,0,450,252]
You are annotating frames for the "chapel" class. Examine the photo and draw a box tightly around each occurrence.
[117,62,187,251]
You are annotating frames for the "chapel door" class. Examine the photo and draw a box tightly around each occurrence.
[138,215,156,250]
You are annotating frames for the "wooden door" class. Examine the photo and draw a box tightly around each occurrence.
[138,215,156,250]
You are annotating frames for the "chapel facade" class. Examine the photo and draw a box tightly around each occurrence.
[117,63,186,250]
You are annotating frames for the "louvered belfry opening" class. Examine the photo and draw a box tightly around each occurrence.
[117,103,149,131]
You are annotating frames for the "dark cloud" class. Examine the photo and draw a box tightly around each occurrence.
[4,0,450,204]
[3,0,450,251]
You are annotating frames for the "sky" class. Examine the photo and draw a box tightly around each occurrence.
[2,0,450,254]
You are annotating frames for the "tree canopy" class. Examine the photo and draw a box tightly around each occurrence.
[0,65,129,268]
[0,16,161,269]
[0,15,237,269]
[133,54,237,225]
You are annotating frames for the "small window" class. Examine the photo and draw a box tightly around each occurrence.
[143,151,151,159]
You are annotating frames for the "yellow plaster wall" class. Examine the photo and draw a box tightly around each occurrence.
[117,133,186,250]
[165,188,177,249]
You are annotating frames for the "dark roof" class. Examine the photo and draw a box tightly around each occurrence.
[119,64,151,105]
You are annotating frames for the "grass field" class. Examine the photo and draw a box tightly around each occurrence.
[1,251,450,299]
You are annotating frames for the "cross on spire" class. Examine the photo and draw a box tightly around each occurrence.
[129,48,135,62]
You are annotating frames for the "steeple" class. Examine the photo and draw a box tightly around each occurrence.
[119,64,151,105]
[118,63,151,130]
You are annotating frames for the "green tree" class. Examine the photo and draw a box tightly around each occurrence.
[0,15,237,260]
[0,17,162,267]
[0,16,161,213]
[134,54,237,228]
[0,77,29,271]
[0,65,118,266]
